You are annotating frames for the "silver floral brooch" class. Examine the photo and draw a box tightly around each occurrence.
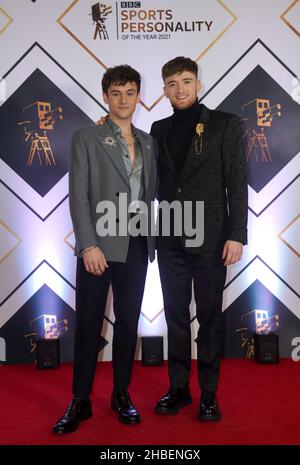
[103,136,117,146]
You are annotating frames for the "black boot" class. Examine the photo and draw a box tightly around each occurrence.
[52,398,92,434]
[111,390,140,425]
[198,391,221,421]
[155,387,192,415]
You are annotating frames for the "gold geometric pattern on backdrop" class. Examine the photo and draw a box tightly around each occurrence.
[278,214,300,258]
[280,0,300,38]
[0,6,13,35]
[0,220,22,264]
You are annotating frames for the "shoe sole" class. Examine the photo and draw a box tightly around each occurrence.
[155,397,192,415]
[198,413,221,422]
[52,410,92,434]
[119,415,141,425]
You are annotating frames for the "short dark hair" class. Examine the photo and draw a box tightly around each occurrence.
[102,65,141,94]
[162,56,198,81]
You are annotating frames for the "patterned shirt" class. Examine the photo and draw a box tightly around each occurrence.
[107,118,144,213]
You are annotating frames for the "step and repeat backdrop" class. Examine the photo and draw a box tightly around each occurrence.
[0,0,299,363]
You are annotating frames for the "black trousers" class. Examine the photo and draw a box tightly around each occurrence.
[72,236,148,400]
[157,242,227,393]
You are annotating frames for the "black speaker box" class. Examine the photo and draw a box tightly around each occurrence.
[254,333,279,364]
[36,338,60,369]
[141,336,163,366]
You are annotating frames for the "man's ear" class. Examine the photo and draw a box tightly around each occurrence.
[102,91,108,104]
[163,86,169,98]
[197,80,201,95]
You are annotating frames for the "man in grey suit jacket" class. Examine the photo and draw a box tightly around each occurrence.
[53,65,157,433]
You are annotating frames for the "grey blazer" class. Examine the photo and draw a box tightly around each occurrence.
[69,122,158,262]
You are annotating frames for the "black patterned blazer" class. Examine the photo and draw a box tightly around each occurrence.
[150,104,248,255]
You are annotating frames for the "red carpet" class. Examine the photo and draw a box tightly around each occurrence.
[0,359,299,445]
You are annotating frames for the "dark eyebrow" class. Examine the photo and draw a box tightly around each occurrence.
[166,78,193,85]
[111,88,136,93]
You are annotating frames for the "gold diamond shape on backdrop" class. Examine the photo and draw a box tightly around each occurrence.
[278,214,300,258]
[141,307,164,323]
[280,0,300,38]
[0,220,21,263]
[0,6,13,35]
[57,0,237,112]
[64,230,75,252]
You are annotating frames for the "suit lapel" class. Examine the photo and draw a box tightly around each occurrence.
[179,104,212,185]
[96,123,129,186]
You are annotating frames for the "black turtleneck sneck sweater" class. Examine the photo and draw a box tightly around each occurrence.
[166,100,203,179]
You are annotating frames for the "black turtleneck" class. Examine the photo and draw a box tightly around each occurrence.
[166,100,203,178]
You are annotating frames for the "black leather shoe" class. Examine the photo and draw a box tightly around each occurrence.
[198,393,221,421]
[52,398,92,434]
[111,390,140,425]
[155,388,192,415]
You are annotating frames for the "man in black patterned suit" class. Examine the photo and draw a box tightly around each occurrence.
[151,57,248,421]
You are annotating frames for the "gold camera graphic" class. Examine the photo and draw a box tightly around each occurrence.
[24,314,68,353]
[18,100,63,166]
[241,98,281,163]
[236,309,279,359]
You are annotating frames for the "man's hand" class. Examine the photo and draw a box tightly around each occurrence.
[222,240,243,266]
[82,246,108,275]
[96,116,108,126]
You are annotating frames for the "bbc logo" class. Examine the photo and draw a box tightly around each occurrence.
[121,2,141,8]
